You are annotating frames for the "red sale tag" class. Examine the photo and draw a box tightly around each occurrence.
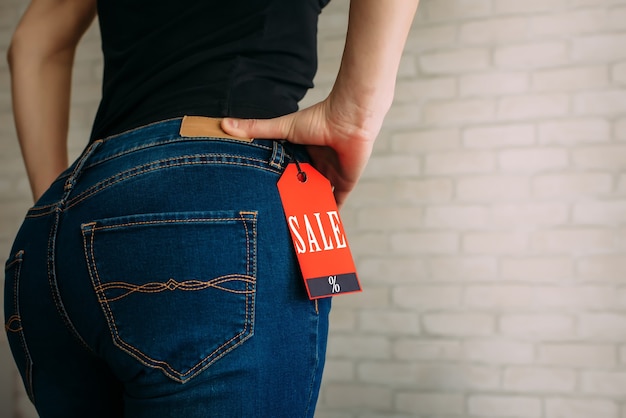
[277,163,362,299]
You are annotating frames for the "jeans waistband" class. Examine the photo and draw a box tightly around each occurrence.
[86,117,288,166]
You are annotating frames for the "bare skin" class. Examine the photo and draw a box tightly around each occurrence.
[223,0,420,207]
[8,0,97,201]
[8,0,419,205]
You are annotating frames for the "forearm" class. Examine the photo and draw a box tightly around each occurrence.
[8,0,96,202]
[9,42,73,201]
[330,0,419,132]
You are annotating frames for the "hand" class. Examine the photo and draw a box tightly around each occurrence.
[221,98,383,208]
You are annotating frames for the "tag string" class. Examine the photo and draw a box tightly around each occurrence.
[293,157,308,183]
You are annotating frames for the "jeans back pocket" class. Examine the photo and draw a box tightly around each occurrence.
[81,210,257,383]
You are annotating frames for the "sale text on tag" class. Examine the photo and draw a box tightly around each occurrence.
[277,163,361,299]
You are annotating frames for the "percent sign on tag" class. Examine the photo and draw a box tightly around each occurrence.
[328,275,341,293]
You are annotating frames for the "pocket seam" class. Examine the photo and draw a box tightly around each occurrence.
[81,211,257,383]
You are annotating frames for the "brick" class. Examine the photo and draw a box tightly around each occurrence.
[464,285,535,308]
[361,155,421,179]
[573,200,626,225]
[423,313,495,337]
[349,232,389,256]
[573,146,626,169]
[391,128,461,153]
[463,231,528,254]
[0,343,15,418]
[582,371,626,396]
[424,205,488,228]
[393,178,454,203]
[530,9,608,37]
[397,53,418,79]
[531,228,616,253]
[425,150,495,175]
[498,94,570,120]
[405,25,458,53]
[349,180,394,205]
[393,77,456,102]
[608,5,626,30]
[382,103,423,128]
[546,398,619,418]
[460,72,529,97]
[532,173,613,198]
[539,343,617,368]
[504,366,577,391]
[500,257,574,282]
[463,339,535,364]
[500,314,576,339]
[419,48,490,74]
[358,258,428,284]
[570,0,626,6]
[490,203,569,227]
[327,335,391,359]
[614,62,626,84]
[391,231,459,254]
[573,34,626,62]
[358,311,420,335]
[579,314,626,341]
[534,286,616,309]
[430,256,498,281]
[358,361,418,385]
[329,308,357,332]
[468,395,542,418]
[393,338,462,361]
[495,42,569,69]
[412,363,501,390]
[356,207,422,231]
[331,287,389,309]
[614,121,626,145]
[321,359,355,382]
[578,255,626,281]
[423,99,496,125]
[392,285,463,310]
[457,175,530,200]
[425,0,492,21]
[464,124,535,148]
[316,57,343,84]
[533,66,609,92]
[395,392,464,415]
[459,17,528,44]
[322,383,393,410]
[575,91,626,115]
[539,118,611,143]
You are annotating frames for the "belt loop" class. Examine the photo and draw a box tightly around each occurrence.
[269,140,285,169]
[62,140,103,199]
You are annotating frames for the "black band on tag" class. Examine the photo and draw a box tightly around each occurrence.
[306,273,361,299]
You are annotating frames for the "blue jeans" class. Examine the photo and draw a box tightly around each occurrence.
[4,118,331,417]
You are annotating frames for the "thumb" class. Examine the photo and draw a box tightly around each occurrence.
[221,115,294,140]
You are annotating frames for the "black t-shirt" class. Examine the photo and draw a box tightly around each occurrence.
[90,0,330,140]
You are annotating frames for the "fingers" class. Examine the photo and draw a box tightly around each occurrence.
[221,115,293,140]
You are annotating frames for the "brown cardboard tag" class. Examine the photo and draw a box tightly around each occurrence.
[179,116,253,142]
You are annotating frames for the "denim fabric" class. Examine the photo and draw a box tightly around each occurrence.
[4,118,331,417]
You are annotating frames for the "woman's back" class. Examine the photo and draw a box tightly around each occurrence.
[91,0,330,140]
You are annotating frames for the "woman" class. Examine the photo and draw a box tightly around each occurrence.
[5,0,418,416]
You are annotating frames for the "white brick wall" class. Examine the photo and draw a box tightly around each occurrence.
[1,0,626,417]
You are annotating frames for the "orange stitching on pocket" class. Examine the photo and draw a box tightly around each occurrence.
[95,275,256,302]
[82,213,259,383]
